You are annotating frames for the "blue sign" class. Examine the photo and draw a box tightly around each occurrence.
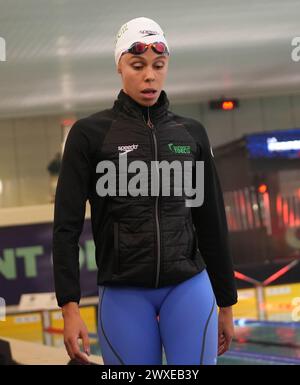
[246,128,300,159]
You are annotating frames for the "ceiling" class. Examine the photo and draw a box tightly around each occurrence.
[0,0,300,118]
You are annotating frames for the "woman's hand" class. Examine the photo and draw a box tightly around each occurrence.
[62,302,91,363]
[217,306,234,356]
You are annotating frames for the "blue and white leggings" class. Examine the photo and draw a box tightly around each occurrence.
[98,269,218,365]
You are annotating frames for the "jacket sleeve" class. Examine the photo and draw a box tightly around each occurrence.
[52,120,92,308]
[191,123,238,307]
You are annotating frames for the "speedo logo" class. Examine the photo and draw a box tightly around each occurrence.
[118,144,139,155]
[168,143,191,154]
[139,30,158,36]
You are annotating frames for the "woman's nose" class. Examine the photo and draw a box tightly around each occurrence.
[144,67,155,81]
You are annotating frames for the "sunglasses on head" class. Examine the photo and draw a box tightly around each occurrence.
[121,41,169,57]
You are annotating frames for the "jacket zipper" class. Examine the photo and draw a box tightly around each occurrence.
[142,107,161,288]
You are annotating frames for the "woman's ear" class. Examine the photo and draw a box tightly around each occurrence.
[117,56,124,74]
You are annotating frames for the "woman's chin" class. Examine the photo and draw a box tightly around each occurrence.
[139,96,159,106]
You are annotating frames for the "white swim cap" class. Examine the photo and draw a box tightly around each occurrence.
[114,17,170,67]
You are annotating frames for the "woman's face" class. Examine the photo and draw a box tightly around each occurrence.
[117,47,169,107]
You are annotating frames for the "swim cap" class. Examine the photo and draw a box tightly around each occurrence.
[114,17,170,67]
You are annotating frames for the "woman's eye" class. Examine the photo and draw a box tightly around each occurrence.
[132,64,164,70]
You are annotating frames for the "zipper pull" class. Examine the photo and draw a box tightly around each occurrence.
[147,106,154,129]
[142,112,154,129]
[147,118,154,129]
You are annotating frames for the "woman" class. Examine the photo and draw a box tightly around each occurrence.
[52,16,238,365]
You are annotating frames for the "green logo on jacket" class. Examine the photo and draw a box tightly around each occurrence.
[168,143,191,154]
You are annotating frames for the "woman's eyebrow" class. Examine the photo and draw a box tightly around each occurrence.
[130,55,166,61]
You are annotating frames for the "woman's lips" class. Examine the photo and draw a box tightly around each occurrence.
[140,90,157,99]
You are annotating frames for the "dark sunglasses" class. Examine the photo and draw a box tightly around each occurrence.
[121,41,169,57]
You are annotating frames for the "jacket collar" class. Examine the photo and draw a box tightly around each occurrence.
[113,88,170,124]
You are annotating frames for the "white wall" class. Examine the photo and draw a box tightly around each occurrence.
[0,116,62,207]
[171,93,300,147]
[0,93,300,208]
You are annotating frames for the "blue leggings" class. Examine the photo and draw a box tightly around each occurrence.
[97,269,218,365]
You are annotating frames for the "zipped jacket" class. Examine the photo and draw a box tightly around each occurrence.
[52,89,238,308]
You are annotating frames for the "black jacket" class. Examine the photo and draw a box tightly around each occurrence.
[52,89,238,308]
